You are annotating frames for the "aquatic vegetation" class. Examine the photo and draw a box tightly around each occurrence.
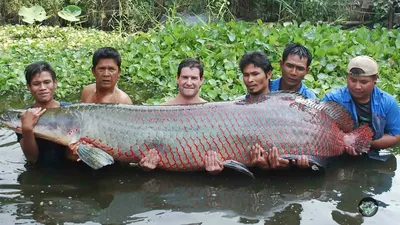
[0,21,399,105]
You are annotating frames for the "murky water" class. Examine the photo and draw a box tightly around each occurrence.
[0,126,399,225]
[1,93,400,225]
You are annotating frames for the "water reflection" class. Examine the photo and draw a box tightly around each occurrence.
[0,128,399,225]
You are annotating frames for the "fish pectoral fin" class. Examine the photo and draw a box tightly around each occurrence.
[77,145,114,170]
[223,160,255,179]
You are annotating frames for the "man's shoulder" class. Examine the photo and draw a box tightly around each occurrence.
[322,86,348,101]
[82,83,96,92]
[269,77,281,91]
[373,87,398,107]
[300,84,317,99]
[116,88,133,104]
[81,84,97,102]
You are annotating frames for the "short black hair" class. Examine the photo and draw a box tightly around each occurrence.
[92,47,121,69]
[282,43,312,68]
[239,51,273,74]
[24,61,56,85]
[177,58,203,78]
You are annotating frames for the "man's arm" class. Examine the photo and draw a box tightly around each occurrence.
[19,108,47,163]
[372,98,400,149]
[371,134,400,149]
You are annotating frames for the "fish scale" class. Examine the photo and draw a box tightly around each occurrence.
[0,92,373,171]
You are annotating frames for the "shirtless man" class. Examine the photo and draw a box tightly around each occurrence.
[161,58,207,105]
[81,47,133,104]
[139,58,218,172]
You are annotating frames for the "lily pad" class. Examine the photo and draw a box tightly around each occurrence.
[18,5,49,24]
[58,5,82,22]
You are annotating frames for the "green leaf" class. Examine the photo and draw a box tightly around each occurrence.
[304,74,314,82]
[317,73,328,80]
[58,5,82,22]
[163,35,174,45]
[18,5,49,24]
[326,64,336,71]
[208,79,217,86]
[227,32,236,42]
[396,38,400,49]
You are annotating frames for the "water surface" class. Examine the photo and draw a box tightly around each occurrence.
[0,127,399,225]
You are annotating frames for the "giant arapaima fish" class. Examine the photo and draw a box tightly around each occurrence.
[0,92,373,177]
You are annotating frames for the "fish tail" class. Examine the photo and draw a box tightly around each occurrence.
[350,123,374,153]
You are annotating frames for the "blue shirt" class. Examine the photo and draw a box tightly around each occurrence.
[242,77,317,100]
[322,86,400,160]
[270,77,317,99]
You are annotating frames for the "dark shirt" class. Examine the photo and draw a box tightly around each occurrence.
[16,102,71,168]
[354,100,373,129]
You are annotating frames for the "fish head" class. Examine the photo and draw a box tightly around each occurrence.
[1,107,81,146]
[0,109,24,133]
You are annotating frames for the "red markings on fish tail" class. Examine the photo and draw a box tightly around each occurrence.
[157,144,167,168]
[116,146,123,158]
[182,137,199,168]
[143,143,151,151]
[209,135,225,161]
[280,121,296,156]
[241,113,255,144]
[222,134,237,160]
[204,115,214,128]
[194,137,206,163]
[174,146,187,169]
[216,134,229,161]
[202,132,213,153]
[138,148,145,158]
[236,134,250,161]
[190,137,204,166]
[230,135,246,162]
[163,150,173,169]
[167,142,179,170]
[125,146,139,160]
[178,138,194,168]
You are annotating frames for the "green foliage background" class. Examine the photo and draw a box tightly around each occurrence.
[1,0,396,33]
[1,21,400,105]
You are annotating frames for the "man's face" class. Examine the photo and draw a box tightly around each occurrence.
[242,64,271,95]
[92,58,120,91]
[177,67,203,98]
[347,75,376,102]
[27,71,57,104]
[280,54,309,89]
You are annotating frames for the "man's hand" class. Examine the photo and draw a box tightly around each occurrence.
[21,108,46,132]
[268,146,290,169]
[205,151,224,175]
[250,144,270,169]
[344,146,362,156]
[294,155,310,168]
[139,149,160,170]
